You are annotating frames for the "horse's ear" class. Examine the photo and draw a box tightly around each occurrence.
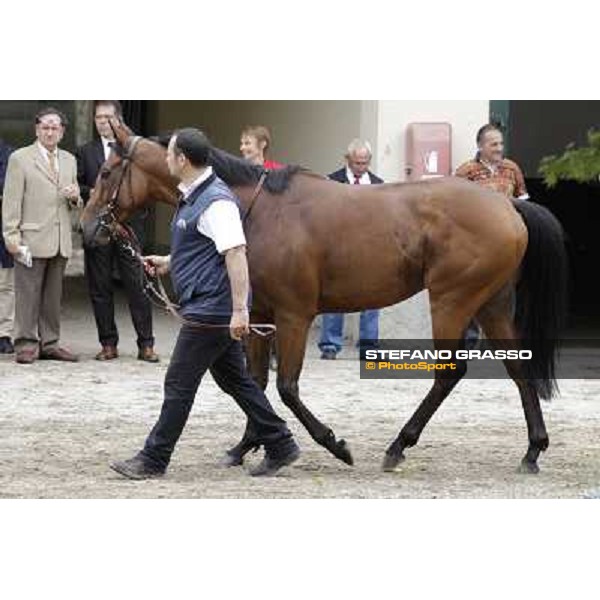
[109,117,134,145]
[108,117,119,138]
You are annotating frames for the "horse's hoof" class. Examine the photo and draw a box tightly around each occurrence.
[221,440,259,468]
[219,451,244,467]
[382,452,405,472]
[518,459,540,475]
[334,439,354,466]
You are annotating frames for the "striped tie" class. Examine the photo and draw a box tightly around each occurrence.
[47,150,58,182]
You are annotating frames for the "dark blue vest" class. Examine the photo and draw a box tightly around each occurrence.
[170,172,245,319]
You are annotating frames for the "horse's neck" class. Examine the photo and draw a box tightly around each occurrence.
[232,184,259,213]
[148,172,180,208]
[158,180,180,207]
[135,144,179,208]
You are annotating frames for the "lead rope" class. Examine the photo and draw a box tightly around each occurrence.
[113,224,276,338]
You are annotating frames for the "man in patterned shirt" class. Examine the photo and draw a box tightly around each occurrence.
[455,123,528,349]
[455,123,529,199]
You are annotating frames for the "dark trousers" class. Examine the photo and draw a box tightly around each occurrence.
[84,240,154,349]
[140,323,294,469]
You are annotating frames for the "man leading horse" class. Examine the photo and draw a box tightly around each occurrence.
[109,128,300,480]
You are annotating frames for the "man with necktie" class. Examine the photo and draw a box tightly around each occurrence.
[2,108,81,364]
[76,101,158,362]
[319,139,383,360]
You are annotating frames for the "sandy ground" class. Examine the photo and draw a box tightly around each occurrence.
[1,278,600,499]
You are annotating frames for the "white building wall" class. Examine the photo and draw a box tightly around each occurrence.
[376,100,489,182]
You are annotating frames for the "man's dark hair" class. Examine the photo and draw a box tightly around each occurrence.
[173,128,211,167]
[476,123,503,145]
[35,107,68,127]
[94,100,123,118]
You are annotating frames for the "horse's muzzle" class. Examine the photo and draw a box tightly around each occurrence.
[80,216,111,248]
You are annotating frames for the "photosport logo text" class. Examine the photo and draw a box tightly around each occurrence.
[360,345,533,379]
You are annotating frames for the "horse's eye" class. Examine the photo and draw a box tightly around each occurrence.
[100,168,110,180]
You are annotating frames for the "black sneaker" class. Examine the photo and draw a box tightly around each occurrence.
[320,349,337,360]
[109,456,165,480]
[249,444,301,477]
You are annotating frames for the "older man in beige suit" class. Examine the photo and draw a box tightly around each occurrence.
[2,107,82,364]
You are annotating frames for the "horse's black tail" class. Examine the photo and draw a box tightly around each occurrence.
[512,199,568,400]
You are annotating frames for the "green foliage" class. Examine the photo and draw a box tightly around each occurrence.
[539,129,600,187]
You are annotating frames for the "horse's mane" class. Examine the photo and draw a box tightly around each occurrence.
[151,133,309,194]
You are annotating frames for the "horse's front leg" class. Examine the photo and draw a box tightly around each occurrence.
[275,314,353,465]
[221,317,272,466]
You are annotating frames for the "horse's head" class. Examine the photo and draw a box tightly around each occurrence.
[80,118,176,248]
[80,146,127,247]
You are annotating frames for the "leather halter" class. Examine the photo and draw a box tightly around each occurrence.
[97,135,142,238]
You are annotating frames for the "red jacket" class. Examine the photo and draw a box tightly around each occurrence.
[264,159,284,170]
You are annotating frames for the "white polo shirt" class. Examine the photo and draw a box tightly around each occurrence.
[178,167,247,254]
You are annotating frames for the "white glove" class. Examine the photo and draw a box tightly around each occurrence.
[15,245,33,268]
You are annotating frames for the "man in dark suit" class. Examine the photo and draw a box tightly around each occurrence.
[0,138,15,353]
[319,138,383,360]
[328,139,384,185]
[77,100,158,362]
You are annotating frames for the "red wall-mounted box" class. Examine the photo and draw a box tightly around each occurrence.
[405,122,452,181]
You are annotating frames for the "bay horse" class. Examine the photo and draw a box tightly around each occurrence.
[81,120,568,474]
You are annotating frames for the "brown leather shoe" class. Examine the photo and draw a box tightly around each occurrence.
[95,345,118,361]
[138,347,159,363]
[16,347,39,364]
[39,346,80,362]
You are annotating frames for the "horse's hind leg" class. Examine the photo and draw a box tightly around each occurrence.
[383,298,473,472]
[222,319,272,466]
[383,351,468,472]
[276,313,353,465]
[477,291,549,474]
